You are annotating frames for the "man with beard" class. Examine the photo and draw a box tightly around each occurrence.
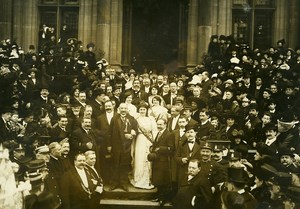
[173,159,212,209]
[108,103,138,191]
[130,79,148,106]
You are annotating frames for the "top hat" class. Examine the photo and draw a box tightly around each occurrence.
[277,147,294,157]
[227,167,248,183]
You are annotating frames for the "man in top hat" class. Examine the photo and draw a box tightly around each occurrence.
[221,167,257,209]
[176,123,201,185]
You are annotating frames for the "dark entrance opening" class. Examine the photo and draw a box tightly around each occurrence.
[131,0,180,72]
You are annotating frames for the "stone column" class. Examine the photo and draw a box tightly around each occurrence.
[197,0,212,64]
[288,0,299,48]
[22,0,38,52]
[0,0,13,40]
[273,0,289,45]
[178,1,189,69]
[109,0,123,69]
[121,0,132,68]
[218,0,232,36]
[96,0,111,61]
[78,0,95,48]
[186,0,199,71]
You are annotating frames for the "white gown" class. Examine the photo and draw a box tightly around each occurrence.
[130,116,157,189]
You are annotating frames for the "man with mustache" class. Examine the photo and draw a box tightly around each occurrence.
[96,100,116,182]
[61,153,96,209]
[70,117,98,164]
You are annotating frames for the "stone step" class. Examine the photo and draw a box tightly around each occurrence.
[102,183,157,200]
[100,199,172,207]
[99,183,172,208]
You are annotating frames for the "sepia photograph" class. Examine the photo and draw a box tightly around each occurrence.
[0,0,300,208]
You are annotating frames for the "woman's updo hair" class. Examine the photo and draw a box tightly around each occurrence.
[137,101,149,111]
[152,95,162,103]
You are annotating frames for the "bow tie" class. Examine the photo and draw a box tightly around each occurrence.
[187,140,194,144]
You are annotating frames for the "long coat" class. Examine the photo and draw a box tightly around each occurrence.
[151,129,175,186]
[60,167,96,209]
[108,113,138,165]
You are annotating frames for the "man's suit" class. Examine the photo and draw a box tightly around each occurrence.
[61,167,96,209]
[197,121,215,140]
[95,111,115,182]
[90,99,104,120]
[108,113,138,185]
[151,129,175,201]
[175,139,201,184]
[70,127,99,166]
[130,89,148,106]
[173,172,213,209]
[171,129,186,182]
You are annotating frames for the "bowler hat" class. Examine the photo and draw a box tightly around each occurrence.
[185,124,197,132]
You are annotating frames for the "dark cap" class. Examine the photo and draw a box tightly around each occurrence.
[200,141,213,150]
[26,159,47,171]
[248,103,258,110]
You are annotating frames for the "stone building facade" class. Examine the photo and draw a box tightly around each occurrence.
[0,0,299,71]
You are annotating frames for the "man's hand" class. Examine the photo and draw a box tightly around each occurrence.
[86,142,93,149]
[182,157,189,164]
[125,133,133,140]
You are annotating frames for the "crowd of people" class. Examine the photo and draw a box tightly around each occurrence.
[0,28,300,209]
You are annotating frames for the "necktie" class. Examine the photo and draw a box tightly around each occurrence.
[155,131,161,142]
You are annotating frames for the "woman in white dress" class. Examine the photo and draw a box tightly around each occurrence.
[130,102,157,189]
